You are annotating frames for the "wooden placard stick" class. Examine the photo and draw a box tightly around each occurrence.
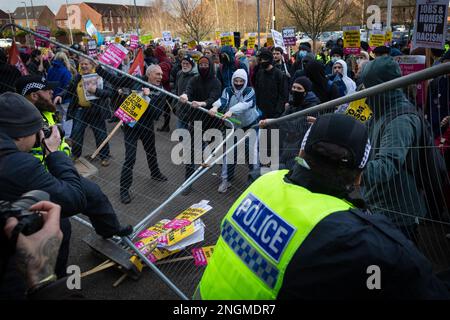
[91,120,123,159]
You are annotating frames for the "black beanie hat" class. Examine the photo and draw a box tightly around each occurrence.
[0,92,43,138]
[182,55,195,68]
[330,46,344,57]
[293,76,312,92]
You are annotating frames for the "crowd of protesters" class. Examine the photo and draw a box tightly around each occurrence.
[0,31,450,299]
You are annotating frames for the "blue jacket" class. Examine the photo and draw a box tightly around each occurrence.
[47,60,72,102]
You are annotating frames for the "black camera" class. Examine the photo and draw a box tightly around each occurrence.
[0,191,49,236]
[42,123,65,139]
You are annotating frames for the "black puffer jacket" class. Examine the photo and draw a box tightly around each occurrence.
[185,57,222,129]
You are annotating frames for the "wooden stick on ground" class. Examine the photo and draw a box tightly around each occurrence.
[81,260,116,278]
[113,274,128,287]
[91,120,123,160]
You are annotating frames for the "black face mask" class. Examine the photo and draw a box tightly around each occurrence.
[234,84,244,91]
[199,67,209,78]
[292,91,306,106]
[260,61,271,69]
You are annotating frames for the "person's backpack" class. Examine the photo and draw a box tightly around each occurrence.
[384,109,450,221]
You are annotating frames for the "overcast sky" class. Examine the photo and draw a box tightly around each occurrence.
[2,0,150,14]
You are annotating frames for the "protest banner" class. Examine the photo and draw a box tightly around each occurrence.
[192,246,215,266]
[98,43,128,68]
[91,92,148,159]
[369,30,386,50]
[271,29,286,53]
[162,31,173,47]
[188,39,197,49]
[266,34,274,47]
[87,39,98,57]
[385,30,393,45]
[413,0,448,49]
[343,26,361,55]
[220,32,235,47]
[345,99,373,123]
[247,32,256,55]
[8,42,28,75]
[129,34,139,49]
[128,47,144,76]
[82,74,103,101]
[139,34,153,45]
[34,26,50,47]
[215,31,221,45]
[282,27,296,46]
[164,200,212,230]
[394,55,426,105]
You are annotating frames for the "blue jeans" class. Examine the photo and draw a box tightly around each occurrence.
[70,107,110,160]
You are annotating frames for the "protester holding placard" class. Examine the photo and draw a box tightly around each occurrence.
[119,64,168,204]
[56,57,112,167]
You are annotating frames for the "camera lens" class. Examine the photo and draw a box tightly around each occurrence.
[13,190,50,210]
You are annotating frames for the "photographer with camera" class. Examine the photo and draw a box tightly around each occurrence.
[1,198,82,299]
[13,77,133,238]
[0,92,130,298]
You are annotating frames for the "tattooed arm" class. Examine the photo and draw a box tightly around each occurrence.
[4,201,63,290]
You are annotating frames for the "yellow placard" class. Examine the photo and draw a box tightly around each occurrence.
[118,93,149,122]
[369,31,385,48]
[202,246,215,262]
[343,27,360,50]
[160,223,196,247]
[135,219,168,246]
[385,31,393,44]
[129,255,144,272]
[139,34,153,44]
[215,31,221,41]
[148,248,181,262]
[115,36,121,43]
[220,32,235,47]
[173,206,208,224]
[247,33,256,49]
[266,35,274,47]
[345,99,373,122]
[82,36,89,45]
[188,39,197,49]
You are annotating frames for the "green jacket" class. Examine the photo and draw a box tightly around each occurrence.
[362,57,426,227]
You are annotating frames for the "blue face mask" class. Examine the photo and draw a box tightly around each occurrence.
[298,50,307,59]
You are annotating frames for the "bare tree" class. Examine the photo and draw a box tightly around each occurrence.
[281,0,351,48]
[170,0,215,43]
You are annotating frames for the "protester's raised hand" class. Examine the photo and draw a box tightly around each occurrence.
[142,88,151,96]
[179,94,188,104]
[307,116,316,125]
[4,200,63,289]
[208,107,218,117]
[192,101,206,109]
[53,96,62,105]
[259,119,269,128]
[222,111,233,119]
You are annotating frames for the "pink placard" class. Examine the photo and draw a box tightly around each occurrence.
[35,27,50,47]
[192,248,208,266]
[344,47,361,55]
[395,56,426,105]
[99,43,128,68]
[130,35,139,49]
[164,218,191,230]
[114,108,134,123]
[137,228,160,239]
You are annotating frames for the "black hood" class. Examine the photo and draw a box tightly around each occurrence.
[0,133,20,158]
[197,56,215,80]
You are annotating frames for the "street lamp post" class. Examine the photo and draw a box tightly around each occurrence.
[257,0,260,48]
[133,0,139,36]
[65,0,74,45]
[7,10,15,38]
[21,1,30,29]
[29,0,36,29]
